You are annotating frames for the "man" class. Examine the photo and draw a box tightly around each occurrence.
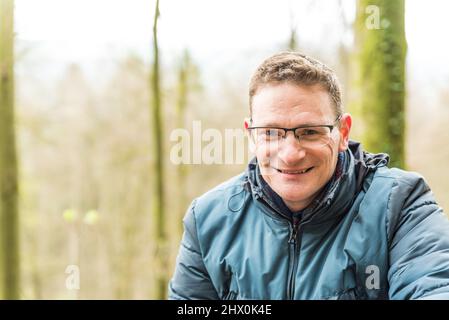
[169,52,449,300]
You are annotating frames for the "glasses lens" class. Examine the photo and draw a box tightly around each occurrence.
[295,126,331,147]
[253,128,284,142]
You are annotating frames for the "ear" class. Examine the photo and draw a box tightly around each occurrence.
[337,113,352,152]
[244,118,256,153]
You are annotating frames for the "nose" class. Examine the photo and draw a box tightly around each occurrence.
[276,132,307,164]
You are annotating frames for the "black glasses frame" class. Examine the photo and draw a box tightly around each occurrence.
[248,115,342,141]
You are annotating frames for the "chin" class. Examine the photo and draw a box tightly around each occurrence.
[275,188,310,203]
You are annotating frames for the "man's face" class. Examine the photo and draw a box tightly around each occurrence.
[246,83,351,212]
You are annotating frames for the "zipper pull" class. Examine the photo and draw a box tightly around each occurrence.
[288,222,299,244]
[288,214,302,244]
[288,228,297,244]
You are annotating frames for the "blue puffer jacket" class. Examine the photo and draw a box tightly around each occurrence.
[169,141,449,300]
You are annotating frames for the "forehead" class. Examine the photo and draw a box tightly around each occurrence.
[251,83,335,126]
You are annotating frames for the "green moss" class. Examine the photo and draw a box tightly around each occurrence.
[355,0,407,169]
[0,0,20,299]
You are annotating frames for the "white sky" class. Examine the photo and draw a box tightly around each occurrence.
[13,0,449,84]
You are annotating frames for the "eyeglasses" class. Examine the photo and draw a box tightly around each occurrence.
[248,115,342,148]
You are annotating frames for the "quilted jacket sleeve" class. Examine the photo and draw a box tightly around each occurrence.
[387,171,449,299]
[168,200,219,300]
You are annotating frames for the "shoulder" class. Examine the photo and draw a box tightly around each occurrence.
[368,166,440,244]
[373,166,429,188]
[363,166,432,209]
[188,172,249,223]
[183,172,252,257]
[371,166,433,209]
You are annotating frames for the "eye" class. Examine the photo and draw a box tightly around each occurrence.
[265,129,279,136]
[258,128,282,139]
[301,129,319,136]
[296,127,329,139]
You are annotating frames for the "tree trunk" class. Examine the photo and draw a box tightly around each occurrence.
[355,0,407,168]
[0,0,20,299]
[288,27,297,51]
[150,0,167,299]
[287,8,297,51]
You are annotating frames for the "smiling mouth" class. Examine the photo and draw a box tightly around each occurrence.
[274,167,314,174]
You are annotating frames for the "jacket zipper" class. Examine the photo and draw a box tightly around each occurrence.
[254,192,303,299]
[287,217,301,299]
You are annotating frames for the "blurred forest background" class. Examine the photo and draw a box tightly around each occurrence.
[0,0,448,299]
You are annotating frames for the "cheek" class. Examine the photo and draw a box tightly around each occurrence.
[316,148,338,174]
[256,145,272,163]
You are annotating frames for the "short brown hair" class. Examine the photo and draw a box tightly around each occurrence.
[249,52,342,117]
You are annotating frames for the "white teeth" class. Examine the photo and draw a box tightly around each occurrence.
[279,168,311,174]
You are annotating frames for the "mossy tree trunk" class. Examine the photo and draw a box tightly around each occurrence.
[0,0,20,299]
[355,0,407,168]
[150,0,167,299]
